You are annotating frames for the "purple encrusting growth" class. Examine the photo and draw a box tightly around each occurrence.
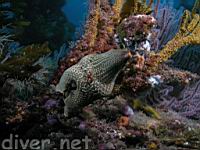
[123,105,134,117]
[43,99,59,110]
[47,115,58,125]
[78,121,86,132]
[43,99,60,125]
[151,4,184,51]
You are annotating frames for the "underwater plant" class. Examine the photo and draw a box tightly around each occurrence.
[0,42,52,79]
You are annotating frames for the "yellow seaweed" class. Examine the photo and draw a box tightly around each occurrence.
[112,0,125,23]
[133,99,161,119]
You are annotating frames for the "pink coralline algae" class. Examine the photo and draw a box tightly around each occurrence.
[117,14,156,49]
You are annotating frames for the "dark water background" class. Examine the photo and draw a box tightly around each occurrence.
[62,0,89,36]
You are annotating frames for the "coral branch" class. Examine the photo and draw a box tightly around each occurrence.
[192,0,200,14]
[149,10,200,70]
[172,44,200,74]
[150,5,184,51]
[159,80,200,120]
[112,0,124,23]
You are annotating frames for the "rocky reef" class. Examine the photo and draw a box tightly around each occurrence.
[1,0,75,49]
[0,0,200,149]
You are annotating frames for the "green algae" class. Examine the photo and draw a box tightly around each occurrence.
[133,99,161,119]
[0,42,51,78]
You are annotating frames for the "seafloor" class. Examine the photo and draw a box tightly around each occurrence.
[0,0,200,150]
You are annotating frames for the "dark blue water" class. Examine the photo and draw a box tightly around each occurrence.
[147,0,195,9]
[61,0,90,40]
[173,0,195,9]
[62,0,89,29]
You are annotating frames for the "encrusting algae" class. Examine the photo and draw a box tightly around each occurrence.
[112,0,125,23]
[133,99,161,120]
[81,0,100,49]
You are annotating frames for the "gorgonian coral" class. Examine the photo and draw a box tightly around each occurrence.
[172,44,200,74]
[168,81,200,120]
[150,5,184,51]
[149,8,200,71]
[154,80,200,120]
